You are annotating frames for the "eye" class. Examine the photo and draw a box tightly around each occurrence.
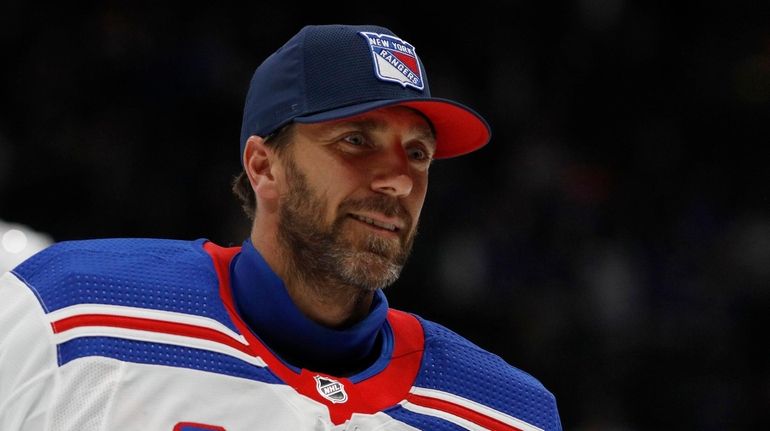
[342,133,367,147]
[407,145,432,162]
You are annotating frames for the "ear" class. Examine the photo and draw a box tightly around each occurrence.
[243,135,280,203]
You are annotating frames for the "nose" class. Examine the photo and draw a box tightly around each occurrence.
[370,150,414,198]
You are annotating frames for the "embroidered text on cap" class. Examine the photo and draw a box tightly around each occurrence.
[359,32,424,90]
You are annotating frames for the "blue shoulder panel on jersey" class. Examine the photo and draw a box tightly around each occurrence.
[12,238,238,332]
[415,316,562,431]
[384,405,469,431]
[59,336,281,384]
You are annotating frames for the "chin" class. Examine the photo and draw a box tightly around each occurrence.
[338,250,402,291]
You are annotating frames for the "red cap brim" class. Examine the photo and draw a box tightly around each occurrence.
[294,98,491,159]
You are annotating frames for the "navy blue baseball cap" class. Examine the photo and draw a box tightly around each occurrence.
[240,24,491,161]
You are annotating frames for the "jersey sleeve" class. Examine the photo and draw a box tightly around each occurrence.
[0,270,60,430]
[0,269,123,431]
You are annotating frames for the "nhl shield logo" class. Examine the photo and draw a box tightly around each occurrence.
[314,375,348,404]
[359,31,424,90]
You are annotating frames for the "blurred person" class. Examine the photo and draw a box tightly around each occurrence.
[0,25,561,430]
[0,219,52,274]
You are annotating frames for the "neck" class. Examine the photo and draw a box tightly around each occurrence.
[283,277,374,328]
[250,229,373,328]
[230,239,388,375]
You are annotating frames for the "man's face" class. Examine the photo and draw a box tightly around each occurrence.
[275,106,435,291]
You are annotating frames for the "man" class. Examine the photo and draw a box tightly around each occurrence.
[0,24,562,430]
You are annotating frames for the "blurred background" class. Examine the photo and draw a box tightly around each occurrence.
[1,1,768,428]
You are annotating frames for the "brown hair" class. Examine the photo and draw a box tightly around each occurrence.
[231,124,295,220]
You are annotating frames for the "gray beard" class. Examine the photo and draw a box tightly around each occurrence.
[276,156,415,293]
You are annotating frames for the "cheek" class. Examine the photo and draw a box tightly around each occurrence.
[319,169,364,221]
[293,153,358,218]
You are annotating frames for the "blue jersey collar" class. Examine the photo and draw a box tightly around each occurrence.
[230,239,388,373]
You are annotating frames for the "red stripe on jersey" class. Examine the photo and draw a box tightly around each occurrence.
[406,393,524,431]
[173,422,227,431]
[51,314,252,355]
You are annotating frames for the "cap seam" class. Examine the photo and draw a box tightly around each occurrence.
[298,27,309,121]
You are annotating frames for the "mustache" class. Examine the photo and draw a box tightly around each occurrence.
[337,196,412,226]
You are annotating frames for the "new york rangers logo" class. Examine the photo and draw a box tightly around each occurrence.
[314,375,348,404]
[359,31,424,90]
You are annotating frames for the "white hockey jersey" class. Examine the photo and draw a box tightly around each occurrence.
[0,238,562,430]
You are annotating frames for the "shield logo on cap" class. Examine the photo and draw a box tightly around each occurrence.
[359,31,425,90]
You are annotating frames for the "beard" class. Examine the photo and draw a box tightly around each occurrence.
[276,155,416,292]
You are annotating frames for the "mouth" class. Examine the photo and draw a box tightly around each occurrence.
[348,213,402,234]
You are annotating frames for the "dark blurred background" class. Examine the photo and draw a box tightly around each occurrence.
[1,1,768,429]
